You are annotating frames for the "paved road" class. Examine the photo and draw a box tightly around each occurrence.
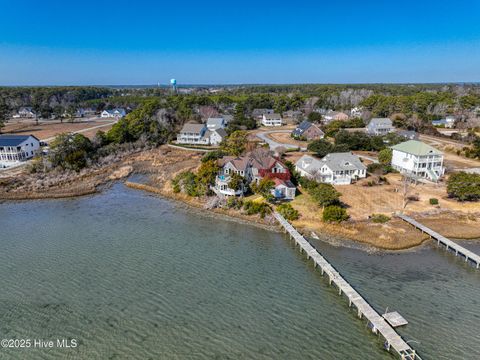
[255,130,307,151]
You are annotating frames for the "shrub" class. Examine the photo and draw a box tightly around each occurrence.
[429,198,439,205]
[309,183,341,207]
[226,197,243,209]
[277,203,300,221]
[447,172,480,201]
[378,148,393,165]
[322,205,349,223]
[172,171,203,197]
[243,201,272,218]
[370,214,391,223]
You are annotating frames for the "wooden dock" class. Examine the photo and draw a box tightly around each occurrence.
[273,212,421,360]
[397,214,480,269]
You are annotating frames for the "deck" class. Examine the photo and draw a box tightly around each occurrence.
[273,212,421,360]
[397,214,480,269]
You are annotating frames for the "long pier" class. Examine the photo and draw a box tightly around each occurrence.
[397,214,480,269]
[273,212,421,360]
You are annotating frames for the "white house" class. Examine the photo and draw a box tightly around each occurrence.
[206,117,226,130]
[261,113,283,126]
[366,118,394,135]
[391,140,444,182]
[295,153,367,185]
[271,178,296,200]
[0,135,40,168]
[176,123,209,145]
[17,107,36,118]
[206,128,227,146]
[101,108,126,118]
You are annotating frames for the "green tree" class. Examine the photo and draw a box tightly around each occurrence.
[228,172,245,192]
[0,97,9,133]
[378,148,393,165]
[251,177,275,198]
[49,133,93,171]
[447,172,480,201]
[307,112,322,123]
[307,139,334,157]
[197,160,220,186]
[277,203,299,221]
[310,183,341,208]
[322,205,349,223]
[220,130,247,156]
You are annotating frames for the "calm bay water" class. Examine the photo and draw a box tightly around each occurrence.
[0,183,479,359]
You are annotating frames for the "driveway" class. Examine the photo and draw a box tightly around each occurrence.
[256,130,307,151]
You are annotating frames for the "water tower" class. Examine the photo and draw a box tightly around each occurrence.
[170,78,177,93]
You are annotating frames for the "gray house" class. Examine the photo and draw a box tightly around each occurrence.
[295,152,367,185]
[366,118,394,135]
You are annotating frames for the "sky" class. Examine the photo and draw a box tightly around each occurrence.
[0,0,479,85]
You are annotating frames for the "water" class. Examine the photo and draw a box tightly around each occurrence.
[0,184,479,359]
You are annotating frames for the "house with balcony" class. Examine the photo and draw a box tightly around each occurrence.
[366,118,395,135]
[295,152,367,185]
[391,140,444,182]
[16,107,36,118]
[214,150,296,199]
[0,135,40,168]
[261,113,283,127]
[177,123,226,146]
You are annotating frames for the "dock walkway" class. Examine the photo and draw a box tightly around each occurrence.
[397,214,480,269]
[273,212,421,360]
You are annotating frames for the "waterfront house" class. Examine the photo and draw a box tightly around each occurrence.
[391,140,444,182]
[176,123,209,145]
[366,118,394,135]
[291,120,324,140]
[214,149,295,198]
[261,113,283,127]
[295,152,367,185]
[17,107,36,118]
[206,117,226,130]
[0,135,40,167]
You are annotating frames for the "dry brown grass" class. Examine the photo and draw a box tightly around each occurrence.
[266,132,307,148]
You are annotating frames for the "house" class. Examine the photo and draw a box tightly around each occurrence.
[206,117,226,130]
[214,150,295,199]
[261,113,283,127]
[252,108,274,119]
[283,110,303,122]
[295,152,367,185]
[350,107,363,118]
[17,107,36,118]
[396,130,419,140]
[366,118,394,135]
[101,108,126,118]
[271,178,296,200]
[291,121,324,140]
[176,123,209,145]
[391,140,444,182]
[0,135,40,167]
[432,116,456,128]
[206,128,227,146]
[323,111,349,123]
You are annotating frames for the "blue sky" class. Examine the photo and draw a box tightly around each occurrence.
[0,0,479,85]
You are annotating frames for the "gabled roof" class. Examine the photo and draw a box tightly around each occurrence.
[0,134,39,146]
[206,117,225,128]
[391,140,442,156]
[180,123,206,134]
[263,113,282,120]
[320,152,366,172]
[273,178,295,189]
[292,120,323,136]
[295,155,324,174]
[213,128,228,137]
[368,118,393,127]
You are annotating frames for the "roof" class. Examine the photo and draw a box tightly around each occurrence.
[368,118,393,127]
[206,117,225,128]
[295,155,324,174]
[320,152,366,172]
[273,177,295,188]
[0,134,39,146]
[213,128,228,137]
[180,123,206,134]
[391,140,442,156]
[292,120,323,136]
[263,113,282,120]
